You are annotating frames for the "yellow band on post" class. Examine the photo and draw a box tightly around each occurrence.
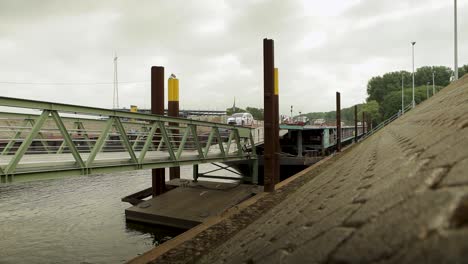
[274,68,279,95]
[168,78,179,101]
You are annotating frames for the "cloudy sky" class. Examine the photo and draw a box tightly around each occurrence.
[0,0,466,115]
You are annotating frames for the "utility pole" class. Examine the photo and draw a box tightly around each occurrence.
[290,105,293,122]
[401,73,404,114]
[411,42,416,108]
[426,82,430,99]
[432,71,436,95]
[454,0,459,80]
[113,53,119,109]
[336,92,341,152]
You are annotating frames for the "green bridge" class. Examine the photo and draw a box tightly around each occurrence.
[0,96,258,183]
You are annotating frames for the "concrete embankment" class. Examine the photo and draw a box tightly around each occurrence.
[130,74,468,264]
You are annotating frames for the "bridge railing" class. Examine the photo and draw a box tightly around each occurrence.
[0,97,256,182]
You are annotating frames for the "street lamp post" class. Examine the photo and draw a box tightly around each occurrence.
[411,42,416,108]
[290,105,293,121]
[426,82,430,99]
[454,0,459,80]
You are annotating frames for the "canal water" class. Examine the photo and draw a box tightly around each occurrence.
[0,165,238,264]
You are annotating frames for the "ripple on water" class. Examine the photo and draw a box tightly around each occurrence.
[1,165,233,263]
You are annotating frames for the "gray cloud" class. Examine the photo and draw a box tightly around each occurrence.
[0,0,466,114]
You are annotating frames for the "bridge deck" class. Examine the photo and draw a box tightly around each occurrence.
[0,96,257,183]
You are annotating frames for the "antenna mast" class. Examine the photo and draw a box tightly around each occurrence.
[113,53,119,109]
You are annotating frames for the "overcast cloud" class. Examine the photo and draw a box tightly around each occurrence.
[0,0,466,114]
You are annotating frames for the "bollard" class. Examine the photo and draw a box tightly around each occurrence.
[336,92,341,152]
[151,66,166,197]
[168,76,180,180]
[263,38,277,192]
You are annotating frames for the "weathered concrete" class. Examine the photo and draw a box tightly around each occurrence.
[137,75,468,264]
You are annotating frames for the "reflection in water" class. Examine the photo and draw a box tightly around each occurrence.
[125,221,184,247]
[0,164,238,264]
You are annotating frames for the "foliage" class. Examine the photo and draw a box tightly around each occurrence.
[228,65,466,127]
[459,65,468,78]
[226,107,246,116]
[367,66,453,104]
[379,85,442,119]
[359,100,380,123]
[245,107,264,120]
[304,104,364,126]
[226,106,264,120]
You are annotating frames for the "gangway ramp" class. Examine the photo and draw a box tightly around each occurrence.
[0,96,257,183]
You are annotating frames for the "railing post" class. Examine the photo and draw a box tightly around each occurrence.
[336,92,341,152]
[168,75,180,180]
[354,105,358,142]
[263,38,277,192]
[151,66,166,197]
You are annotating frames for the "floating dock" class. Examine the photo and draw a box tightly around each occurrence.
[125,179,261,229]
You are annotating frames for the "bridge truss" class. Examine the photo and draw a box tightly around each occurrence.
[0,97,257,183]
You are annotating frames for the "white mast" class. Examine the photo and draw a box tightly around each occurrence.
[113,52,119,109]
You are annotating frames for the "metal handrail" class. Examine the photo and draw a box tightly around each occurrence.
[0,96,258,183]
[361,103,412,140]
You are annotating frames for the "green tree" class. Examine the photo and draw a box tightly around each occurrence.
[304,104,363,126]
[459,65,468,78]
[246,107,264,120]
[415,66,451,87]
[226,107,245,116]
[367,71,412,103]
[359,100,381,125]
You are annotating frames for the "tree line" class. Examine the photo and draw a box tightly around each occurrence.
[225,64,467,125]
[226,106,264,120]
[304,64,468,125]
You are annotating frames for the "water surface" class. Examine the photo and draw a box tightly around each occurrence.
[0,165,235,263]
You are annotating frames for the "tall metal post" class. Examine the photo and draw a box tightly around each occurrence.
[151,66,166,196]
[411,42,416,108]
[336,92,341,152]
[263,38,277,192]
[168,75,180,180]
[362,112,366,134]
[354,105,358,142]
[290,105,293,121]
[426,82,430,99]
[454,0,459,80]
[113,53,119,109]
[432,71,436,95]
[401,74,404,114]
[273,68,280,184]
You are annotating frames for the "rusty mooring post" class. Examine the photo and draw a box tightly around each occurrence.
[354,105,358,142]
[151,66,166,197]
[168,76,180,180]
[273,68,280,185]
[263,38,277,192]
[336,92,341,152]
